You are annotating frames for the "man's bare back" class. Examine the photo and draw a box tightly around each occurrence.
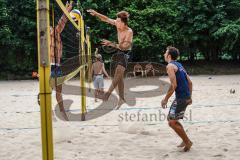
[93,61,103,75]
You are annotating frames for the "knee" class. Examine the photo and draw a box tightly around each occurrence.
[168,120,177,128]
[56,93,62,100]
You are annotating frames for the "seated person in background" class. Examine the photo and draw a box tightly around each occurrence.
[92,54,110,102]
[133,63,144,77]
[145,62,155,77]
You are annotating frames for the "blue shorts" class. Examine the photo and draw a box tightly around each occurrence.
[168,98,190,120]
[51,65,63,77]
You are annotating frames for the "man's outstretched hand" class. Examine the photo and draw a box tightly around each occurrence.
[101,39,112,46]
[161,98,168,109]
[87,9,97,16]
[66,1,73,12]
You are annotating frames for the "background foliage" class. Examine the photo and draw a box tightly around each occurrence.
[0,0,239,78]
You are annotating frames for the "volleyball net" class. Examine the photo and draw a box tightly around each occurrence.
[50,0,91,87]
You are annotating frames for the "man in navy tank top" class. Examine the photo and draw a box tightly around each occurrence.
[161,46,193,152]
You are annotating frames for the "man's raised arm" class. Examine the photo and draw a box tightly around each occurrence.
[56,1,73,33]
[87,9,115,25]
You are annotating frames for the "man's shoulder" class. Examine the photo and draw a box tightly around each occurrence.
[166,63,178,72]
[166,63,175,68]
[129,28,133,33]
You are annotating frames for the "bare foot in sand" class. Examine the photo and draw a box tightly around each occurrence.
[95,91,109,101]
[177,141,185,147]
[103,92,111,101]
[52,110,57,122]
[183,141,193,152]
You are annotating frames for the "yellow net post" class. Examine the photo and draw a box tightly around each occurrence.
[86,27,92,86]
[36,0,54,160]
[79,17,87,121]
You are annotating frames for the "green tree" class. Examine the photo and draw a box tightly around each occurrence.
[0,0,36,78]
[176,0,240,61]
[0,0,12,76]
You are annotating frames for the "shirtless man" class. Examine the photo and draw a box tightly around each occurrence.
[133,63,144,77]
[161,46,193,152]
[87,9,133,107]
[50,1,73,120]
[145,63,155,77]
[92,54,110,102]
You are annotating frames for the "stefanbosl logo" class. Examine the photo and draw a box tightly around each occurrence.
[53,59,169,121]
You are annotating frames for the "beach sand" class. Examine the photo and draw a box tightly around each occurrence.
[0,75,240,160]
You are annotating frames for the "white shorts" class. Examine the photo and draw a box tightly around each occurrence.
[93,75,104,89]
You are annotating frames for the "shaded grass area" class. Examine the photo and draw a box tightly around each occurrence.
[183,60,240,75]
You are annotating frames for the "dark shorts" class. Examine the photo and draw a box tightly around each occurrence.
[51,65,63,77]
[111,50,130,69]
[168,98,190,120]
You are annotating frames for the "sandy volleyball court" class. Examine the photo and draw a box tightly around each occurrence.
[0,75,240,160]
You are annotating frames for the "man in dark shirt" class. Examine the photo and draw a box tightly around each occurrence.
[161,46,193,152]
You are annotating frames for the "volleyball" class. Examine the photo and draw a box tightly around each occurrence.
[70,9,81,21]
